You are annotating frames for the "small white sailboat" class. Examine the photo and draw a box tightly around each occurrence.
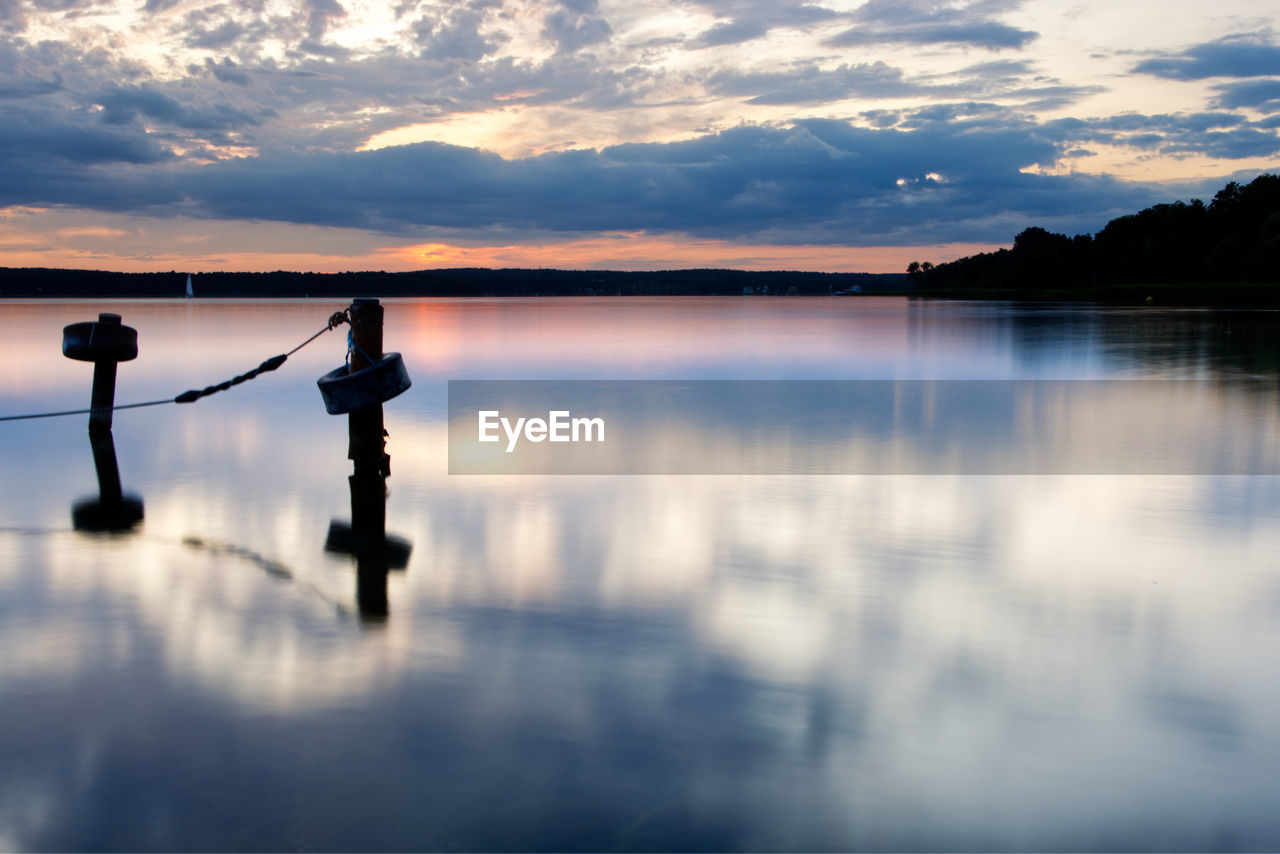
[185,274,194,298]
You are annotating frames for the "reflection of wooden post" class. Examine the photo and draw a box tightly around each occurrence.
[351,405,389,620]
[72,429,144,533]
[90,428,124,503]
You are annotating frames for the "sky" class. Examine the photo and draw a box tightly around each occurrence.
[0,0,1278,273]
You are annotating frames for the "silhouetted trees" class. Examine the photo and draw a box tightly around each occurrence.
[913,173,1280,290]
[0,266,910,298]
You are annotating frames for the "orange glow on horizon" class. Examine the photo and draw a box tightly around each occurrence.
[385,234,996,274]
[0,216,997,275]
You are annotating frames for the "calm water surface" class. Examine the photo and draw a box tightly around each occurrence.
[1,297,1278,851]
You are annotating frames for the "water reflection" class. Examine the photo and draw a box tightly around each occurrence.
[448,379,1280,474]
[70,430,144,534]
[324,399,413,623]
[2,299,1280,851]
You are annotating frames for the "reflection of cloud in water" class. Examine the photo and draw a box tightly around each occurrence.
[448,380,1280,474]
[3,300,1280,848]
[3,531,460,713]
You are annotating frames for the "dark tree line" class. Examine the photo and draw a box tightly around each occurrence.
[0,266,908,298]
[910,173,1280,289]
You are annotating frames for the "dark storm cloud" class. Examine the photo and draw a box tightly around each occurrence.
[891,101,1008,124]
[304,0,346,40]
[1132,34,1280,79]
[826,0,1037,50]
[706,59,1099,108]
[202,57,252,86]
[94,84,261,131]
[1040,111,1280,159]
[0,74,62,98]
[0,105,170,166]
[878,104,1276,162]
[695,18,769,47]
[185,19,247,50]
[707,62,939,105]
[3,118,1168,246]
[0,98,175,211]
[687,2,839,47]
[1211,79,1280,111]
[958,59,1035,77]
[542,0,612,54]
[411,0,508,61]
[0,0,26,26]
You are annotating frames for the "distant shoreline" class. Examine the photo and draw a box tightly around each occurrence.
[3,267,1278,307]
[0,266,908,299]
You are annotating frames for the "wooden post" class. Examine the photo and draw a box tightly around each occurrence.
[346,298,389,476]
[320,297,411,620]
[347,298,383,373]
[89,313,122,434]
[347,297,391,621]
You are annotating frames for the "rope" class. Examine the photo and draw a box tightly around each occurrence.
[346,329,377,369]
[0,398,174,423]
[0,311,348,423]
[288,312,348,358]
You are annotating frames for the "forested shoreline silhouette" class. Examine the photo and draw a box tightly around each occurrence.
[0,267,903,298]
[3,174,1276,303]
[909,174,1280,299]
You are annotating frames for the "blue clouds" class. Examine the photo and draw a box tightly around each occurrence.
[1038,111,1280,159]
[1132,35,1280,79]
[95,84,262,132]
[707,62,932,105]
[1130,33,1280,137]
[684,0,1037,51]
[827,0,1037,50]
[0,117,1179,247]
[542,0,613,54]
[1212,79,1280,111]
[695,18,769,48]
[687,1,840,47]
[705,59,1101,108]
[0,0,1277,266]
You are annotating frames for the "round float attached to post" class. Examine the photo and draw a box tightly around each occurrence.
[317,352,412,414]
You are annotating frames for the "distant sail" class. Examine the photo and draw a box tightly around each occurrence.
[185,274,193,298]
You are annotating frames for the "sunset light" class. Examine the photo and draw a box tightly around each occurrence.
[0,0,1274,273]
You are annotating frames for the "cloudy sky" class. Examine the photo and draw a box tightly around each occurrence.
[0,0,1277,273]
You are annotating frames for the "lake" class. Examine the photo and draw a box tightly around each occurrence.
[1,297,1278,851]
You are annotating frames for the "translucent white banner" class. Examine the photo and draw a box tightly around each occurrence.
[448,380,1280,474]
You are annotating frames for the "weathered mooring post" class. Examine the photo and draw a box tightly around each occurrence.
[62,313,138,434]
[318,298,412,622]
[62,312,144,532]
[347,297,390,480]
